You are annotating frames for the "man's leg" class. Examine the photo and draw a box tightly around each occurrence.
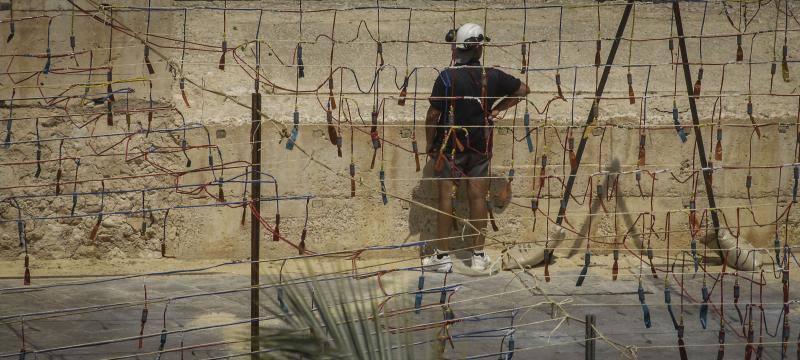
[435,178,455,253]
[466,177,489,252]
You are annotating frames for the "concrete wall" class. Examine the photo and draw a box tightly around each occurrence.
[1,0,799,261]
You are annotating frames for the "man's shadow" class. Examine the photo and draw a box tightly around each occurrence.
[407,158,510,261]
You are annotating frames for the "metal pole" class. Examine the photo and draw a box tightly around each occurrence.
[672,1,722,246]
[556,0,635,226]
[250,91,262,358]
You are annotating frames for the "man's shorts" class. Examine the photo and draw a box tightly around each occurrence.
[433,152,491,179]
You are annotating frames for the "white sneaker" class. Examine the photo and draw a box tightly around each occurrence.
[471,252,491,271]
[422,252,453,273]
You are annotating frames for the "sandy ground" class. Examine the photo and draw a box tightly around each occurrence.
[1,253,797,359]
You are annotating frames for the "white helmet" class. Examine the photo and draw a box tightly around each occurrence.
[454,23,489,49]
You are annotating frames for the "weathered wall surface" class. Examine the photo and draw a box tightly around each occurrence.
[1,0,799,261]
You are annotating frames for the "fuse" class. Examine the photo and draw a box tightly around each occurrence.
[379,169,387,205]
[70,191,78,217]
[328,78,336,110]
[638,134,646,167]
[638,283,652,328]
[705,162,714,186]
[138,306,148,349]
[736,34,743,62]
[89,212,102,241]
[158,329,167,352]
[717,328,726,360]
[646,246,657,278]
[506,333,515,359]
[144,46,154,74]
[296,44,304,78]
[299,228,306,255]
[182,139,191,168]
[376,42,384,67]
[627,72,635,104]
[277,287,289,313]
[349,163,356,197]
[575,251,590,287]
[691,237,698,272]
[694,67,703,96]
[412,140,420,172]
[326,108,337,146]
[55,168,62,195]
[746,174,752,189]
[555,73,564,99]
[714,128,722,161]
[34,133,41,178]
[744,307,755,360]
[538,155,548,189]
[70,35,76,52]
[746,98,761,137]
[414,274,425,314]
[567,134,576,171]
[285,110,300,150]
[543,250,551,283]
[772,61,778,86]
[107,70,115,102]
[218,40,227,70]
[523,110,533,153]
[677,325,687,360]
[218,178,225,203]
[775,233,782,267]
[43,47,51,74]
[672,102,687,143]
[782,45,790,82]
[23,255,30,285]
[6,22,13,43]
[398,76,409,106]
[699,284,709,329]
[612,249,619,281]
[179,78,190,107]
[370,111,381,150]
[520,43,527,74]
[665,285,678,329]
[273,213,280,242]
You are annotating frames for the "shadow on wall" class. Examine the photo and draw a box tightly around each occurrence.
[564,158,644,258]
[407,156,510,258]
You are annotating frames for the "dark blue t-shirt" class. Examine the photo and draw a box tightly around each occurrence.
[429,61,521,154]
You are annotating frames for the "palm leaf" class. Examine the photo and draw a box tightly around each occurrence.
[256,264,437,359]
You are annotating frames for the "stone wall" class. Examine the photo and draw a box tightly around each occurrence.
[1,0,799,261]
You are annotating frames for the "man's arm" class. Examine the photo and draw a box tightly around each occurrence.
[425,106,442,152]
[490,82,530,118]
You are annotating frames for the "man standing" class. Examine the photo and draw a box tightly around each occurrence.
[423,23,530,272]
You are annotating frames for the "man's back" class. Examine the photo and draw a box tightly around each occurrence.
[429,62,522,154]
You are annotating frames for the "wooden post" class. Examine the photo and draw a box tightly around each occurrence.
[672,0,722,256]
[250,90,262,358]
[555,0,635,227]
[585,314,596,360]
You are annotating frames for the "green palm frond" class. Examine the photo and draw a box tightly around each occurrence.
[256,264,437,359]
